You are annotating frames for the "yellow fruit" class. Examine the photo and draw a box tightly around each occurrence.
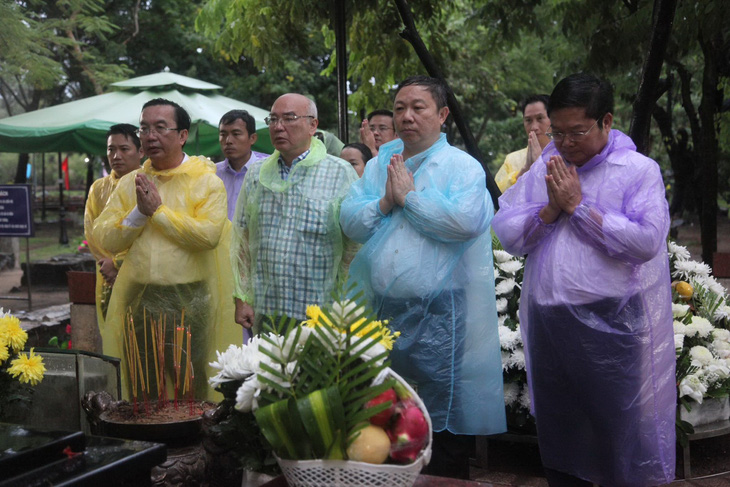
[675,281,694,300]
[346,424,391,464]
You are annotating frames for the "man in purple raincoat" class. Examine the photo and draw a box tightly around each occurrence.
[492,73,675,487]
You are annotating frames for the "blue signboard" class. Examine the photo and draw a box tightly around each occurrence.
[0,185,34,237]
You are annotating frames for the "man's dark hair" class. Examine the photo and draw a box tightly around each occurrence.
[219,110,256,136]
[142,98,191,131]
[395,75,448,110]
[366,109,394,122]
[520,94,550,115]
[548,74,614,128]
[106,123,141,150]
[342,142,373,163]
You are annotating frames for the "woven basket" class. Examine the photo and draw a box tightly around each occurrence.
[276,368,432,487]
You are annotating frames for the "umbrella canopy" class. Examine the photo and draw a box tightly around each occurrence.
[0,71,274,156]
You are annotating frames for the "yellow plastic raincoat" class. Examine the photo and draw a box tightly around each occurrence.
[84,173,126,326]
[231,137,358,327]
[93,155,240,401]
[494,147,528,192]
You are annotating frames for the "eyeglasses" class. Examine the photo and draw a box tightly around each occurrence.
[546,118,601,142]
[369,125,393,133]
[136,126,181,137]
[264,115,315,127]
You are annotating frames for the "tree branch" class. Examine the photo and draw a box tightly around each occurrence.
[121,0,141,45]
[628,0,677,153]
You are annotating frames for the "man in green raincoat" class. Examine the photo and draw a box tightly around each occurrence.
[231,93,358,331]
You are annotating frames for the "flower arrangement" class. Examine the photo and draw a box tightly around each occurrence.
[0,308,46,418]
[669,242,730,407]
[208,295,431,483]
[492,236,533,432]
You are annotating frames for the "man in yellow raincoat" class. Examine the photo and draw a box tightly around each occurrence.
[494,94,551,192]
[84,124,143,333]
[93,99,239,401]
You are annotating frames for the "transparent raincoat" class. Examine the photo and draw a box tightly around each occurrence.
[231,137,359,326]
[93,155,240,401]
[492,130,675,486]
[340,135,507,435]
[84,173,125,326]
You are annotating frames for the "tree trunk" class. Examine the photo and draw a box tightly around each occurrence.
[628,0,677,153]
[14,154,29,184]
[697,32,721,268]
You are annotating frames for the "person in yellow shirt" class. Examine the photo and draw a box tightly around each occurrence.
[494,95,551,192]
[93,99,239,401]
[84,124,143,332]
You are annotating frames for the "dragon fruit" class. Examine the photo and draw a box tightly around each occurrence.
[366,388,398,427]
[388,402,428,463]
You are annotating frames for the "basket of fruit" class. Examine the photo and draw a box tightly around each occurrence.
[208,295,431,487]
[276,367,431,487]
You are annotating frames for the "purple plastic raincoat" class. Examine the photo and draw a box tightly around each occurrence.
[492,130,675,487]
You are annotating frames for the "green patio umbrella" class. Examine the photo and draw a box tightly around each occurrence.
[0,71,274,156]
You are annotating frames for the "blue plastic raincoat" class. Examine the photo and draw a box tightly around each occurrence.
[492,130,675,486]
[340,135,507,435]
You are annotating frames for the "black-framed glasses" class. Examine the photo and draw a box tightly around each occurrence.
[546,117,601,142]
[264,115,315,127]
[136,127,181,137]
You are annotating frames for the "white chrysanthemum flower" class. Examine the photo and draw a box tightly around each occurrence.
[715,305,730,322]
[673,320,687,335]
[518,386,532,410]
[706,359,730,379]
[692,275,728,299]
[495,278,518,296]
[353,338,387,366]
[668,241,691,261]
[690,315,714,338]
[498,314,507,326]
[493,267,501,279]
[235,375,262,412]
[690,346,714,367]
[673,260,711,280]
[506,349,526,370]
[713,328,730,342]
[672,303,690,319]
[679,374,707,403]
[208,342,262,388]
[501,350,511,371]
[711,339,730,359]
[503,382,519,406]
[493,250,514,264]
[496,298,508,314]
[331,300,365,322]
[674,333,685,351]
[498,326,521,351]
[498,260,523,275]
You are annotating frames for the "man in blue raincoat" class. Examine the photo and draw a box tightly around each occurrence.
[340,75,506,479]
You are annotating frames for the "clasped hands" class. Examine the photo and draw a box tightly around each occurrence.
[379,154,415,215]
[539,155,582,224]
[135,174,162,217]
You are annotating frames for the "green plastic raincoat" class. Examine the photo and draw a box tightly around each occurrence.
[231,137,358,326]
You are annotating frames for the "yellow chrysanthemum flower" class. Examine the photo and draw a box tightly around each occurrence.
[0,315,27,352]
[304,304,400,351]
[0,341,9,364]
[8,348,45,386]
